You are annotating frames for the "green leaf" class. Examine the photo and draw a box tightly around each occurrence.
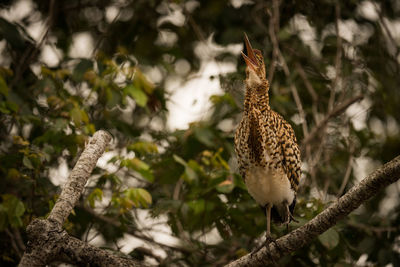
[73,59,93,81]
[69,106,89,126]
[318,228,339,249]
[125,188,152,208]
[87,188,103,208]
[0,76,9,97]
[53,118,68,132]
[84,123,96,134]
[22,156,34,169]
[13,200,25,218]
[194,127,215,147]
[187,199,205,215]
[80,109,89,124]
[70,107,82,126]
[216,179,234,193]
[127,141,158,155]
[124,84,148,107]
[173,155,198,183]
[121,158,154,182]
[6,101,18,113]
[13,135,29,146]
[209,93,236,107]
[7,168,20,180]
[105,87,122,108]
[133,69,154,94]
[0,18,28,49]
[173,154,187,166]
[233,174,246,190]
[136,188,152,208]
[131,157,149,170]
[1,195,25,228]
[0,102,9,114]
[0,205,6,230]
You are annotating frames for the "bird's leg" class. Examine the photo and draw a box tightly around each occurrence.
[265,202,274,243]
[251,203,276,256]
[284,202,298,224]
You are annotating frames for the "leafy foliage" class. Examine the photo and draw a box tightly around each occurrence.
[0,0,399,266]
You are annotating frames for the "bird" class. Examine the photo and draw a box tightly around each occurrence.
[234,33,301,246]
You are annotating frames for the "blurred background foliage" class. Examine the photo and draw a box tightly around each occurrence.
[0,0,400,266]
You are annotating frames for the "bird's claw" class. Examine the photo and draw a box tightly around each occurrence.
[250,233,277,257]
[287,213,299,223]
[282,212,299,225]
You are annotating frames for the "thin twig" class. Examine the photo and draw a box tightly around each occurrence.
[328,3,342,112]
[13,227,26,252]
[268,0,309,138]
[337,146,355,197]
[294,63,318,103]
[10,0,56,89]
[346,221,400,236]
[80,204,193,254]
[294,62,319,124]
[5,228,22,258]
[374,2,400,59]
[301,95,364,152]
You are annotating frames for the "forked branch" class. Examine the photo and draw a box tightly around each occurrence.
[18,131,143,267]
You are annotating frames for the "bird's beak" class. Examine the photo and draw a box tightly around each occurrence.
[242,33,258,71]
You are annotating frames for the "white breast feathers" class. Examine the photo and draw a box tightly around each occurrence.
[245,166,294,206]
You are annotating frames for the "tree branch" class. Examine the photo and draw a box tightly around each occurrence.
[300,94,364,152]
[48,130,112,226]
[268,0,309,138]
[225,155,400,267]
[20,219,141,267]
[79,203,194,254]
[18,130,143,267]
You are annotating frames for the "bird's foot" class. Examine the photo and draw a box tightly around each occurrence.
[265,232,276,245]
[250,233,276,257]
[282,212,299,225]
[288,213,299,223]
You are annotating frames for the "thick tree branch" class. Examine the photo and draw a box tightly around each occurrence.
[18,130,142,267]
[48,130,112,226]
[226,155,400,267]
[19,219,140,267]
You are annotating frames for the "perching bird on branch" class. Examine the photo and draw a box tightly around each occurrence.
[234,34,301,246]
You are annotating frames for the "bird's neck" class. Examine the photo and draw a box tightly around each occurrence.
[244,81,270,114]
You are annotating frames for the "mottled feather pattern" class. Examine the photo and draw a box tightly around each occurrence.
[235,104,300,191]
[234,82,301,217]
[236,34,301,234]
[270,110,301,192]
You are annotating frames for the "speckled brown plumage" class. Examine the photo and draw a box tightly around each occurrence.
[234,34,301,243]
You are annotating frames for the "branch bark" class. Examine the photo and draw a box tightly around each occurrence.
[48,130,112,226]
[18,130,143,267]
[225,155,400,267]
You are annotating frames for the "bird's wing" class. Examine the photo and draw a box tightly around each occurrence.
[278,119,301,193]
[234,118,249,179]
[248,108,265,165]
[234,106,270,179]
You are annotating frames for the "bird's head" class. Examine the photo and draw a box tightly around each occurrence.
[241,34,267,89]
